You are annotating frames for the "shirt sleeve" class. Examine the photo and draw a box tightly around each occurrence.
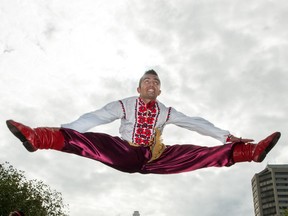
[61,101,123,133]
[167,107,230,143]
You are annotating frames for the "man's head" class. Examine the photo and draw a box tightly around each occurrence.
[137,70,161,103]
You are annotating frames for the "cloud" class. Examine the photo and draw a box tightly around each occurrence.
[1,0,288,216]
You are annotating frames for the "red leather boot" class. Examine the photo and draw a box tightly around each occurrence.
[6,120,65,152]
[232,132,281,163]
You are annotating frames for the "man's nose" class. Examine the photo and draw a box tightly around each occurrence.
[149,82,156,87]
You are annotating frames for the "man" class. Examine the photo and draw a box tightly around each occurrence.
[6,70,281,174]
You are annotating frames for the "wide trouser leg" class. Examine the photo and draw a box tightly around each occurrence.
[60,128,151,173]
[141,143,235,174]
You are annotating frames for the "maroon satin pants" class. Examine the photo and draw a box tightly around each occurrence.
[60,128,235,174]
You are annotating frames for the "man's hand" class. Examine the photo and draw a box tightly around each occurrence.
[228,135,254,143]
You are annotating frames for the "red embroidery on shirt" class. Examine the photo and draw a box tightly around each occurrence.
[118,100,126,119]
[165,107,172,122]
[132,98,159,145]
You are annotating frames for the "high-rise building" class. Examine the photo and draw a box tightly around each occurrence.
[251,164,288,216]
[133,211,140,216]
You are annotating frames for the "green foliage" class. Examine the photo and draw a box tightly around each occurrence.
[0,162,69,216]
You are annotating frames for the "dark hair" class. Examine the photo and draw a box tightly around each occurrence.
[138,69,160,87]
[9,211,25,216]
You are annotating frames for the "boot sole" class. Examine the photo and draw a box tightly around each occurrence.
[6,120,37,152]
[257,132,281,162]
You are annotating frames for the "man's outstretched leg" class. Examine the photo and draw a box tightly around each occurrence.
[6,120,64,151]
[6,120,151,173]
[141,132,281,174]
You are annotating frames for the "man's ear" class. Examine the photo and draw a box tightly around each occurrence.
[158,90,161,96]
[137,87,140,93]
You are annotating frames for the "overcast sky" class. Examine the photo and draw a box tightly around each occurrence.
[1,0,288,215]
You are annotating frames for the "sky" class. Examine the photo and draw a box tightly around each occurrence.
[1,0,288,215]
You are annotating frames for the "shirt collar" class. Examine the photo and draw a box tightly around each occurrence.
[138,97,157,110]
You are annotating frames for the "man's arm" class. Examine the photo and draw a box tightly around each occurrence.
[61,101,123,132]
[167,108,254,143]
[167,108,230,143]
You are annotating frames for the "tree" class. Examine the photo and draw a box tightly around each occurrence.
[0,162,69,216]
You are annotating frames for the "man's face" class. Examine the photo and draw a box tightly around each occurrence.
[137,74,161,102]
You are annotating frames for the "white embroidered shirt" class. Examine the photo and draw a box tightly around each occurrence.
[61,96,230,144]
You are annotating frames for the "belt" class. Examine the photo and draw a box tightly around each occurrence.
[128,128,166,162]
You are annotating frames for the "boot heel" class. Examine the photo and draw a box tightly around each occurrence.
[255,152,267,163]
[23,141,37,152]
